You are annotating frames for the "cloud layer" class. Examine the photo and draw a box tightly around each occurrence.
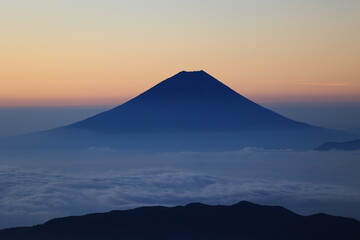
[1,148,360,229]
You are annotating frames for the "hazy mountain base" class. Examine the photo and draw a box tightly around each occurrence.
[316,139,360,151]
[0,126,356,151]
[346,126,360,135]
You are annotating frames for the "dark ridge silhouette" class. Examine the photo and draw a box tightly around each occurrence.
[1,201,359,240]
[0,71,356,151]
[316,139,360,151]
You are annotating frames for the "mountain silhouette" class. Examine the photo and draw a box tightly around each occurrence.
[69,70,309,133]
[316,139,360,151]
[1,201,359,240]
[0,71,356,151]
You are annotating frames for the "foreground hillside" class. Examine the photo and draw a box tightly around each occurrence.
[1,201,359,240]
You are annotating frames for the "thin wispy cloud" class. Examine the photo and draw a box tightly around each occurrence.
[296,81,348,87]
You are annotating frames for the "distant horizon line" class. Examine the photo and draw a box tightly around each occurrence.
[1,99,359,108]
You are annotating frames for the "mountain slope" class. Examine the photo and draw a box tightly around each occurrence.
[69,70,310,134]
[1,201,359,240]
[0,71,356,151]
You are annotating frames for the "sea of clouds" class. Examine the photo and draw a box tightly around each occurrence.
[1,148,360,229]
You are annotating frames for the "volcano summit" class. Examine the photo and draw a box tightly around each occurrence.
[1,71,355,151]
[70,70,309,133]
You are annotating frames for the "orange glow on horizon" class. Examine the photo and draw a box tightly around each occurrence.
[1,1,359,106]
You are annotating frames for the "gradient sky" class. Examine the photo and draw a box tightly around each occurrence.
[1,0,359,106]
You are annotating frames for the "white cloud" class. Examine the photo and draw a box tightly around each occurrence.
[0,148,360,229]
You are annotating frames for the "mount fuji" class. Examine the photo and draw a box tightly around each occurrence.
[70,70,309,133]
[1,71,355,151]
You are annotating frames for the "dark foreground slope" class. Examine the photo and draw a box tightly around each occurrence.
[1,201,360,240]
[0,71,356,151]
[316,139,360,151]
